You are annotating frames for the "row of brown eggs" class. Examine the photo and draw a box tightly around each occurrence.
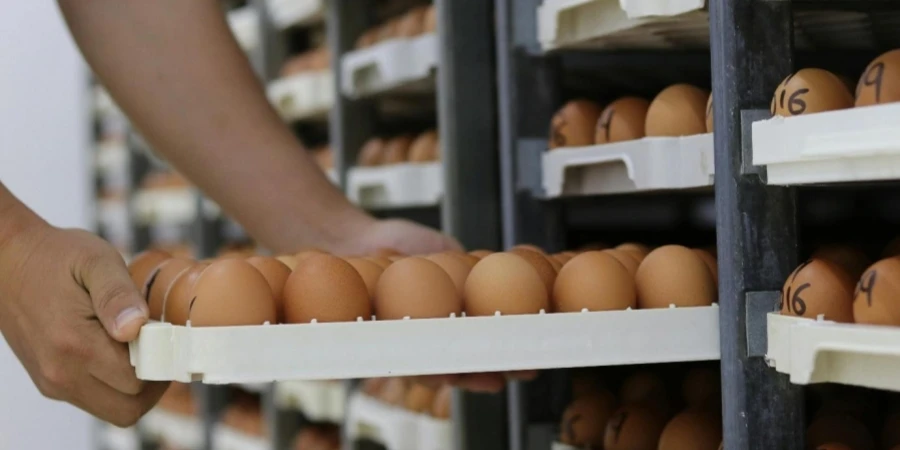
[770,49,900,118]
[356,130,440,167]
[292,425,341,450]
[361,378,452,420]
[780,240,900,326]
[279,47,330,78]
[548,83,713,150]
[805,384,900,450]
[355,5,437,49]
[221,390,266,438]
[156,382,197,418]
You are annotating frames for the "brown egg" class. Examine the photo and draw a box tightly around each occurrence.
[604,405,667,450]
[431,385,452,419]
[812,245,870,280]
[426,253,472,296]
[554,252,577,266]
[549,100,604,149]
[705,94,714,133]
[408,130,439,163]
[595,97,650,144]
[772,69,854,117]
[464,253,550,316]
[620,371,670,417]
[682,367,720,410]
[283,254,371,323]
[570,370,605,399]
[553,251,636,312]
[276,255,299,270]
[396,6,428,38]
[469,250,493,259]
[509,249,557,295]
[658,410,722,450]
[559,391,618,448]
[423,4,437,33]
[379,378,408,406]
[807,414,875,450]
[636,245,717,309]
[645,84,710,137]
[345,258,384,300]
[375,247,404,257]
[147,258,195,321]
[602,249,641,277]
[404,383,436,413]
[616,242,651,260]
[366,256,393,269]
[128,249,172,295]
[375,257,461,320]
[362,378,388,397]
[448,252,480,268]
[382,135,414,164]
[388,255,405,262]
[355,28,379,49]
[693,249,718,284]
[376,19,400,42]
[856,49,900,107]
[189,259,277,326]
[512,244,546,254]
[853,257,900,326]
[246,256,291,322]
[547,256,563,272]
[296,249,329,263]
[165,263,209,325]
[357,137,386,167]
[780,258,854,323]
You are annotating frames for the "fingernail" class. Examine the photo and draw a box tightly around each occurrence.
[115,307,147,334]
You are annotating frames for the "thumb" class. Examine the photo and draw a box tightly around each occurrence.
[80,250,150,342]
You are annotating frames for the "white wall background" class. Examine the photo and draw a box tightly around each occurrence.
[0,1,93,449]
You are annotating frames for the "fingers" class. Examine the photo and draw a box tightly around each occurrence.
[71,376,168,428]
[86,326,145,395]
[76,246,149,342]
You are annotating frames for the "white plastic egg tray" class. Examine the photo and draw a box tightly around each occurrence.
[347,162,443,209]
[542,133,714,198]
[132,189,221,226]
[267,0,325,29]
[274,381,347,423]
[267,71,334,122]
[752,103,900,186]
[93,86,123,118]
[99,425,140,450]
[537,0,709,51]
[345,392,452,450]
[227,7,261,53]
[551,443,579,450]
[140,408,203,450]
[326,168,339,186]
[341,33,438,99]
[129,306,720,384]
[767,313,900,392]
[212,425,270,450]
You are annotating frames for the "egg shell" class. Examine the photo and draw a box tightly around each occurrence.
[164,263,209,325]
[388,255,405,262]
[128,249,172,295]
[426,253,472,296]
[362,378,388,397]
[853,257,900,326]
[431,385,452,419]
[469,250,493,259]
[404,383,436,413]
[246,256,291,322]
[594,97,650,144]
[604,404,667,450]
[553,252,576,265]
[807,414,875,450]
[620,371,671,418]
[375,247,404,257]
[379,378,408,406]
[509,249,557,295]
[423,5,437,33]
[511,244,546,254]
[692,248,718,284]
[357,137,386,166]
[408,130,439,163]
[547,256,563,272]
[296,249,329,263]
[682,367,721,410]
[376,19,400,42]
[645,84,710,137]
[780,258,854,323]
[345,258,385,300]
[602,249,641,277]
[856,49,900,107]
[381,135,414,164]
[658,410,723,450]
[772,68,853,117]
[553,251,636,312]
[448,252,480,268]
[284,254,371,323]
[570,370,605,399]
[636,245,717,309]
[375,257,461,320]
[616,242,651,260]
[276,255,299,270]
[147,258,195,321]
[559,391,618,447]
[549,100,604,149]
[705,93,714,133]
[366,256,393,269]
[812,245,871,280]
[189,259,277,326]
[355,28,379,49]
[396,6,427,37]
[464,253,549,316]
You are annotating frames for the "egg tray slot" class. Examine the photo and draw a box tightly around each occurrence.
[140,408,204,450]
[347,162,443,209]
[767,313,900,392]
[273,381,347,423]
[542,133,715,198]
[266,0,325,29]
[212,424,270,450]
[752,103,900,186]
[267,71,334,123]
[345,392,452,450]
[340,33,438,99]
[129,305,720,384]
[537,0,709,51]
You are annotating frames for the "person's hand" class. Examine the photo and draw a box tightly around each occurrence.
[0,221,168,427]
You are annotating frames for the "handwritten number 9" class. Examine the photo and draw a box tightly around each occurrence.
[862,62,885,103]
[857,270,877,307]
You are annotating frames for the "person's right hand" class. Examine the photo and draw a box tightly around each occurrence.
[0,220,168,427]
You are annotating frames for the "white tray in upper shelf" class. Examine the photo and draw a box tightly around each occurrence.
[129,306,720,384]
[341,33,437,98]
[274,381,347,423]
[227,7,260,53]
[752,103,900,186]
[542,133,714,198]
[345,392,452,450]
[267,71,334,122]
[99,425,140,450]
[132,189,221,226]
[212,425,269,450]
[267,0,325,29]
[347,162,443,209]
[767,313,900,392]
[140,409,203,450]
[537,0,708,51]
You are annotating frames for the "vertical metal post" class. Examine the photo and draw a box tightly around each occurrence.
[710,1,804,449]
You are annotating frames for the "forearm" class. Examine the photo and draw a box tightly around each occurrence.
[58,0,372,253]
